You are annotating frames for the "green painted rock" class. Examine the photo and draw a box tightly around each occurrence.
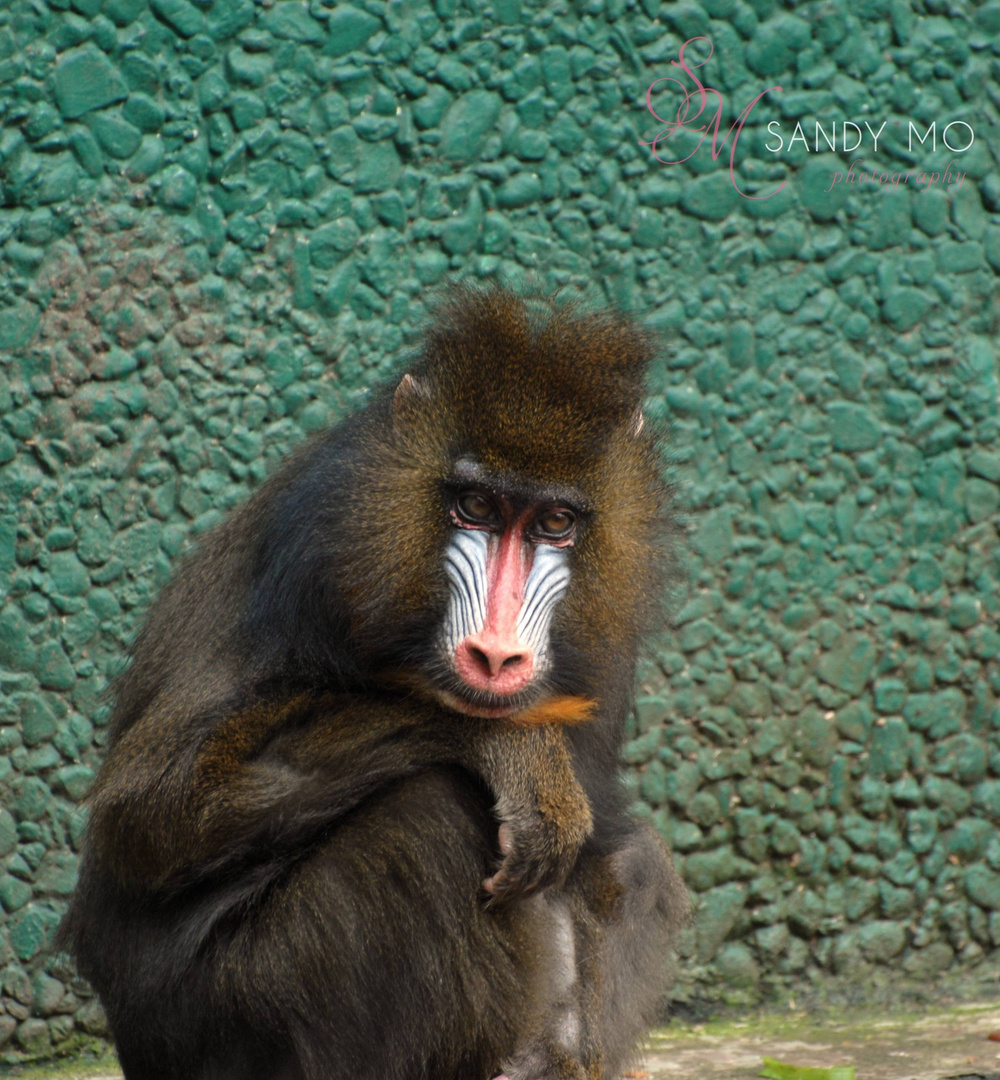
[8,904,62,961]
[54,47,127,119]
[966,865,1000,910]
[440,91,501,164]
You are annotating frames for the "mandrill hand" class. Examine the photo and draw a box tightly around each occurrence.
[479,721,593,903]
[482,802,590,903]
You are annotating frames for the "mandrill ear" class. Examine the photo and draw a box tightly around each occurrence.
[393,373,431,419]
[630,407,644,438]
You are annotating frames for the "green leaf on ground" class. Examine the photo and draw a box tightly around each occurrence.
[760,1058,856,1080]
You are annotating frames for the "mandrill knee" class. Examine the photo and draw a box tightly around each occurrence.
[602,827,689,926]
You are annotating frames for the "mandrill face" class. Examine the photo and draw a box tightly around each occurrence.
[347,286,667,726]
[433,456,586,718]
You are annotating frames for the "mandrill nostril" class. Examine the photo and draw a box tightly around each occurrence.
[501,653,527,670]
[468,646,491,673]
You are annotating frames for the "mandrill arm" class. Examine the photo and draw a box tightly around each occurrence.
[85,692,592,901]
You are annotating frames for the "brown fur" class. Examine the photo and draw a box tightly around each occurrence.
[340,284,670,664]
[61,284,688,1080]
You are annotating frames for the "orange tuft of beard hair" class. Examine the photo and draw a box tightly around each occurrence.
[510,695,597,726]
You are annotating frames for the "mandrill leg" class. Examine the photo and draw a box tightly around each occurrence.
[502,825,688,1080]
[579,827,689,1079]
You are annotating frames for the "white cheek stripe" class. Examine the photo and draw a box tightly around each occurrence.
[441,531,571,663]
[442,529,489,654]
[517,544,570,660]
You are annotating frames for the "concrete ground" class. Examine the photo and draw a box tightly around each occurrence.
[640,1001,1000,1080]
[6,1003,1000,1079]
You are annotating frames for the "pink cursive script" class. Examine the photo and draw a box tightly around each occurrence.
[639,37,784,200]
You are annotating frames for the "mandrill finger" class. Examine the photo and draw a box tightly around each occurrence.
[483,855,551,902]
[485,842,576,901]
[482,866,532,899]
[482,823,518,894]
[481,865,536,902]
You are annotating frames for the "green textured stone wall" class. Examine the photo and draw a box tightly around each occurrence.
[0,0,998,1061]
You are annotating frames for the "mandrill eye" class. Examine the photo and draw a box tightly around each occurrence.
[455,491,498,527]
[534,509,576,541]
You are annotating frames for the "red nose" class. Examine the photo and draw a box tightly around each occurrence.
[454,633,534,695]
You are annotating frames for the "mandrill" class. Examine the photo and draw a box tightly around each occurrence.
[62,284,689,1080]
